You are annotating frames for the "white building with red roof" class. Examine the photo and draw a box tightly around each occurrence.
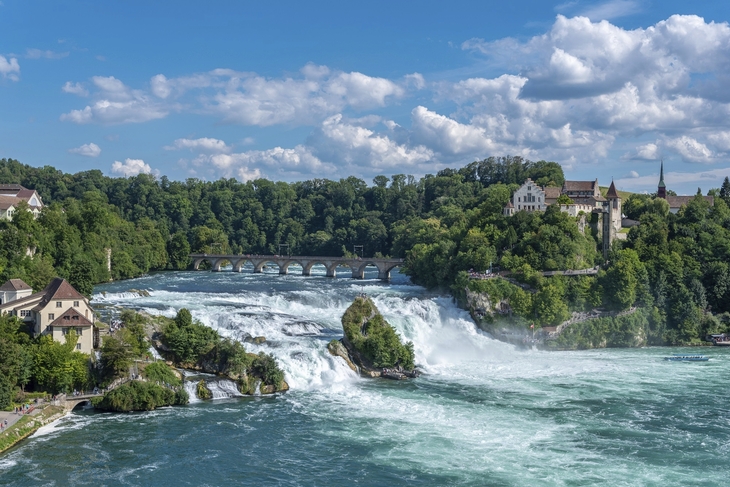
[0,277,96,354]
[0,184,44,220]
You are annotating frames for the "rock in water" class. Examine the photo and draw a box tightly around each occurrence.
[332,295,417,378]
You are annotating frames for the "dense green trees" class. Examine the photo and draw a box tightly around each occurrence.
[2,155,729,349]
[32,333,90,394]
[0,156,566,286]
[0,314,89,397]
[162,308,219,364]
[91,380,188,412]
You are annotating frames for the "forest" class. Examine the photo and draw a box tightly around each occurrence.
[1,154,730,378]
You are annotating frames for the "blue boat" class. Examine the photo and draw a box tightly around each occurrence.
[664,354,709,362]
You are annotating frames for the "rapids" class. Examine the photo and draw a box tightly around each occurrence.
[1,267,728,486]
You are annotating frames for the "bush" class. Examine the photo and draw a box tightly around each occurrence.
[250,353,284,387]
[142,362,181,387]
[91,381,187,412]
[162,308,219,364]
[196,380,211,400]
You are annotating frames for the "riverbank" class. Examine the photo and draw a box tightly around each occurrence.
[0,405,66,456]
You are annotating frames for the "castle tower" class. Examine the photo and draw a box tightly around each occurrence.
[657,161,666,199]
[606,180,621,234]
[600,181,621,261]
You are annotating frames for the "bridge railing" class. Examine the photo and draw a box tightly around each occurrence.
[189,253,404,262]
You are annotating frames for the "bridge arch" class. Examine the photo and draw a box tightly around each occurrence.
[253,260,283,274]
[232,258,254,272]
[302,260,329,276]
[328,261,358,278]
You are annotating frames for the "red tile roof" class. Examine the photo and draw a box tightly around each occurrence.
[49,307,93,327]
[606,181,619,199]
[0,195,24,210]
[563,180,598,192]
[543,187,561,199]
[45,278,86,300]
[0,279,31,292]
[665,195,714,208]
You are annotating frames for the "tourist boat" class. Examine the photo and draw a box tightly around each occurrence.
[663,354,709,362]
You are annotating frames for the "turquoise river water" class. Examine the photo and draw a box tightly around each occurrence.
[0,267,728,486]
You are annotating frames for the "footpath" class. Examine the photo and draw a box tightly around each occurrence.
[0,401,67,456]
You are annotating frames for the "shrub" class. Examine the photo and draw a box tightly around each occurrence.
[91,381,187,412]
[142,362,181,387]
[250,353,284,387]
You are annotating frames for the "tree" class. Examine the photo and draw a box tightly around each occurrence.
[534,284,569,326]
[167,231,191,270]
[601,249,645,310]
[68,257,95,298]
[33,332,90,394]
[720,176,730,205]
[100,336,133,382]
[0,373,13,409]
[556,194,574,205]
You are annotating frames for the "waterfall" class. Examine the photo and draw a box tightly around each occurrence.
[183,378,243,402]
[184,380,200,403]
[205,379,243,399]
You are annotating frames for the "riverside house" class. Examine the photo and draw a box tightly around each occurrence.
[0,278,96,354]
[0,184,44,220]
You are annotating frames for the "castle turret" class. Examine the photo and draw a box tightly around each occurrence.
[657,161,666,199]
[606,180,622,235]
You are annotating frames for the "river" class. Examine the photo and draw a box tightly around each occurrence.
[1,267,728,486]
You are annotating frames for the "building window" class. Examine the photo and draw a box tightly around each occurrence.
[62,327,69,335]
[48,313,54,321]
[73,301,79,307]
[56,301,62,308]
[76,343,81,350]
[20,310,31,317]
[76,327,83,336]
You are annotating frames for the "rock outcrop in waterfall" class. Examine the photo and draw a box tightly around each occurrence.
[329,295,418,379]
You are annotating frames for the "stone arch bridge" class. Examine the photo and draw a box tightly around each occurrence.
[190,254,404,280]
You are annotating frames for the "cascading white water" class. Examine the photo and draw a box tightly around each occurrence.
[93,276,528,394]
[205,379,243,399]
[183,380,200,403]
[11,271,726,486]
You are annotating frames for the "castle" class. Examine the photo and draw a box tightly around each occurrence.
[503,178,622,260]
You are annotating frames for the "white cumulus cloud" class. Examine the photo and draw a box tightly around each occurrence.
[62,65,421,127]
[111,158,153,177]
[61,76,170,124]
[165,137,231,153]
[25,48,69,59]
[0,55,20,81]
[62,81,88,96]
[68,143,101,157]
[622,142,660,161]
[664,136,716,163]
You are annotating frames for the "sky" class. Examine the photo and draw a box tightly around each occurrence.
[1,0,730,195]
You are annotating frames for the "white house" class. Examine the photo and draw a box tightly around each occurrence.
[0,279,33,305]
[512,178,546,212]
[0,278,96,354]
[0,184,44,220]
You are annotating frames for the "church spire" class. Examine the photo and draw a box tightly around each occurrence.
[657,160,667,198]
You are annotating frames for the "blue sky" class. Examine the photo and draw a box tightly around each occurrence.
[1,0,730,195]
